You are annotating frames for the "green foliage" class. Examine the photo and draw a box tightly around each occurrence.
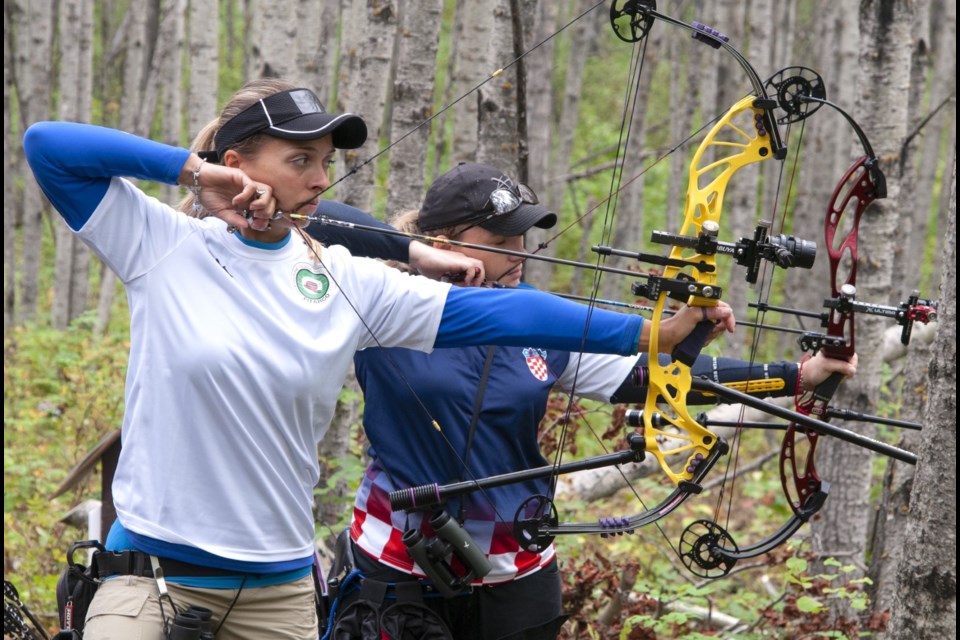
[4,315,130,627]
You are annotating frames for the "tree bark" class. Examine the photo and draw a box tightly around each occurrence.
[449,0,494,164]
[312,0,341,108]
[886,145,957,640]
[476,0,523,176]
[786,0,860,339]
[97,1,150,334]
[158,0,186,206]
[385,0,443,214]
[4,3,14,334]
[598,30,660,305]
[811,0,916,578]
[336,0,396,210]
[248,0,298,80]
[902,0,956,293]
[521,0,559,290]
[52,0,94,328]
[187,0,220,141]
[548,1,601,298]
[11,0,54,324]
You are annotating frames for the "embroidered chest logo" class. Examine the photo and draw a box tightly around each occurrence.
[522,348,549,382]
[295,267,330,302]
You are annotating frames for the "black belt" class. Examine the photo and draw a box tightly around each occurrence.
[94,550,244,579]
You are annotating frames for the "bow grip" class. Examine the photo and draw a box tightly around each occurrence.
[672,319,713,367]
[811,371,843,409]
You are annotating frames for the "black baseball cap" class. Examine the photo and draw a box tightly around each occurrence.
[419,163,557,236]
[213,88,367,159]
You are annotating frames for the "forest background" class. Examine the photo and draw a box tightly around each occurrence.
[3,0,956,638]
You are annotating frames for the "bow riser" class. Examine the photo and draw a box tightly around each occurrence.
[645,95,776,484]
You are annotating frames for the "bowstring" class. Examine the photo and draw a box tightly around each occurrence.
[545,27,650,502]
[293,228,513,526]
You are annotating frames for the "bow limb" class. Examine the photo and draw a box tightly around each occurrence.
[678,104,889,578]
[779,155,878,509]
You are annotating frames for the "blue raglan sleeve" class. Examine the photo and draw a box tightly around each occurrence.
[306,201,411,262]
[23,122,190,230]
[436,286,643,355]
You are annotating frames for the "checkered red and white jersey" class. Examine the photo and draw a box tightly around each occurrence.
[351,464,556,584]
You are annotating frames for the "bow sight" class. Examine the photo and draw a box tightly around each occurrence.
[596,221,818,308]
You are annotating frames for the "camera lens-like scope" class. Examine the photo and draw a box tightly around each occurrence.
[767,234,816,269]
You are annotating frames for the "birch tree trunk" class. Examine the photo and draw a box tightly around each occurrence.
[11,0,54,325]
[248,0,298,81]
[868,2,955,612]
[52,0,94,329]
[889,0,932,290]
[598,33,661,305]
[428,1,463,180]
[724,0,770,359]
[667,0,696,227]
[476,0,524,177]
[810,0,916,579]
[902,1,956,293]
[450,0,495,163]
[4,3,17,333]
[135,0,164,136]
[336,0,396,210]
[786,0,860,338]
[158,0,185,206]
[522,0,559,290]
[293,0,324,92]
[97,2,151,333]
[385,0,443,214]
[552,3,602,297]
[187,0,220,141]
[885,146,957,640]
[312,0,341,107]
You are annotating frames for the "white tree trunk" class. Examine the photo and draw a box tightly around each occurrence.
[158,0,185,206]
[12,0,54,324]
[187,0,219,141]
[450,0,495,163]
[811,0,916,577]
[476,0,523,176]
[52,0,94,328]
[336,0,396,210]
[311,0,341,108]
[522,0,559,290]
[886,146,956,640]
[248,0,298,80]
[4,8,13,334]
[98,2,150,333]
[385,0,443,214]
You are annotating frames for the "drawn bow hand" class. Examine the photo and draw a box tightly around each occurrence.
[179,153,275,231]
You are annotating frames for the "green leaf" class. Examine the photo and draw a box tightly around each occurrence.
[786,556,808,573]
[796,595,824,613]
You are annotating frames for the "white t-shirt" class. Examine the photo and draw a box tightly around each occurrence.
[79,178,450,563]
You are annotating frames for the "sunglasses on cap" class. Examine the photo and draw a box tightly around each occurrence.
[454,183,540,237]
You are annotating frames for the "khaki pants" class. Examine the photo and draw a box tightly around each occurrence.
[83,574,317,640]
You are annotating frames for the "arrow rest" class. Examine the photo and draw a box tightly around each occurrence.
[678,519,739,578]
[765,66,827,125]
